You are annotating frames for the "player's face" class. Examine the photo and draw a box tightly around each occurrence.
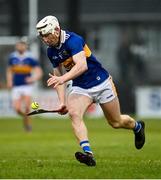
[40,33,59,47]
[15,42,27,54]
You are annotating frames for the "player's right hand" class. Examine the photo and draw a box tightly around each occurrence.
[47,73,65,88]
[58,104,68,115]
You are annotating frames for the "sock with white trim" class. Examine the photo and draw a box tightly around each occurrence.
[134,121,142,133]
[80,140,93,154]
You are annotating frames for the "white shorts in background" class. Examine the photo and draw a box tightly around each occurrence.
[12,85,33,100]
[69,76,117,104]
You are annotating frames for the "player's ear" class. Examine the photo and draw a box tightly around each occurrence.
[54,27,60,37]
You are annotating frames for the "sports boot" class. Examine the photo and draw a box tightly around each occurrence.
[134,121,145,149]
[75,152,96,166]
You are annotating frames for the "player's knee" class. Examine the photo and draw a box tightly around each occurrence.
[110,121,121,129]
[108,118,122,129]
[68,108,81,120]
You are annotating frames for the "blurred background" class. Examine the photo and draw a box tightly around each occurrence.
[0,0,161,117]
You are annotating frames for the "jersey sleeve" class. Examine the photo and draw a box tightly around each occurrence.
[29,58,40,67]
[67,35,84,56]
[8,57,12,66]
[8,54,14,66]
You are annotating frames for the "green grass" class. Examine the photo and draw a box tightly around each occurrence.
[0,117,160,179]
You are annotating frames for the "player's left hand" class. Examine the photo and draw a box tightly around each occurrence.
[47,73,65,88]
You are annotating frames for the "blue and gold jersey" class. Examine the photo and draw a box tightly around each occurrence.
[47,30,109,89]
[8,51,39,86]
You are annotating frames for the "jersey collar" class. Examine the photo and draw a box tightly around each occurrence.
[60,30,66,44]
[55,30,66,49]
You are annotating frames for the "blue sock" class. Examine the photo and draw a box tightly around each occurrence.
[80,140,93,154]
[134,121,142,133]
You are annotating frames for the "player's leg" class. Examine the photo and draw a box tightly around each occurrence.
[97,77,145,149]
[67,93,92,149]
[23,95,32,132]
[100,96,145,149]
[21,85,33,132]
[12,96,25,116]
[12,86,25,116]
[100,97,135,129]
[13,85,32,132]
[67,93,96,166]
[12,96,31,131]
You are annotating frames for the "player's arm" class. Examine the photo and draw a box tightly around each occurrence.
[47,51,87,87]
[53,65,66,105]
[26,66,43,83]
[62,51,88,82]
[33,66,43,81]
[6,67,13,89]
[51,65,68,114]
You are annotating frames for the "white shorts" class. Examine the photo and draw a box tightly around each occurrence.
[12,85,33,100]
[66,80,73,95]
[69,76,117,104]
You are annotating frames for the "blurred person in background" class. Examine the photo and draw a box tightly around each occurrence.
[117,30,147,113]
[117,32,133,83]
[36,15,145,166]
[6,40,43,132]
[117,30,146,84]
[117,32,135,113]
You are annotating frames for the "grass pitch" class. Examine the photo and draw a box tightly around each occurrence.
[0,116,160,179]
